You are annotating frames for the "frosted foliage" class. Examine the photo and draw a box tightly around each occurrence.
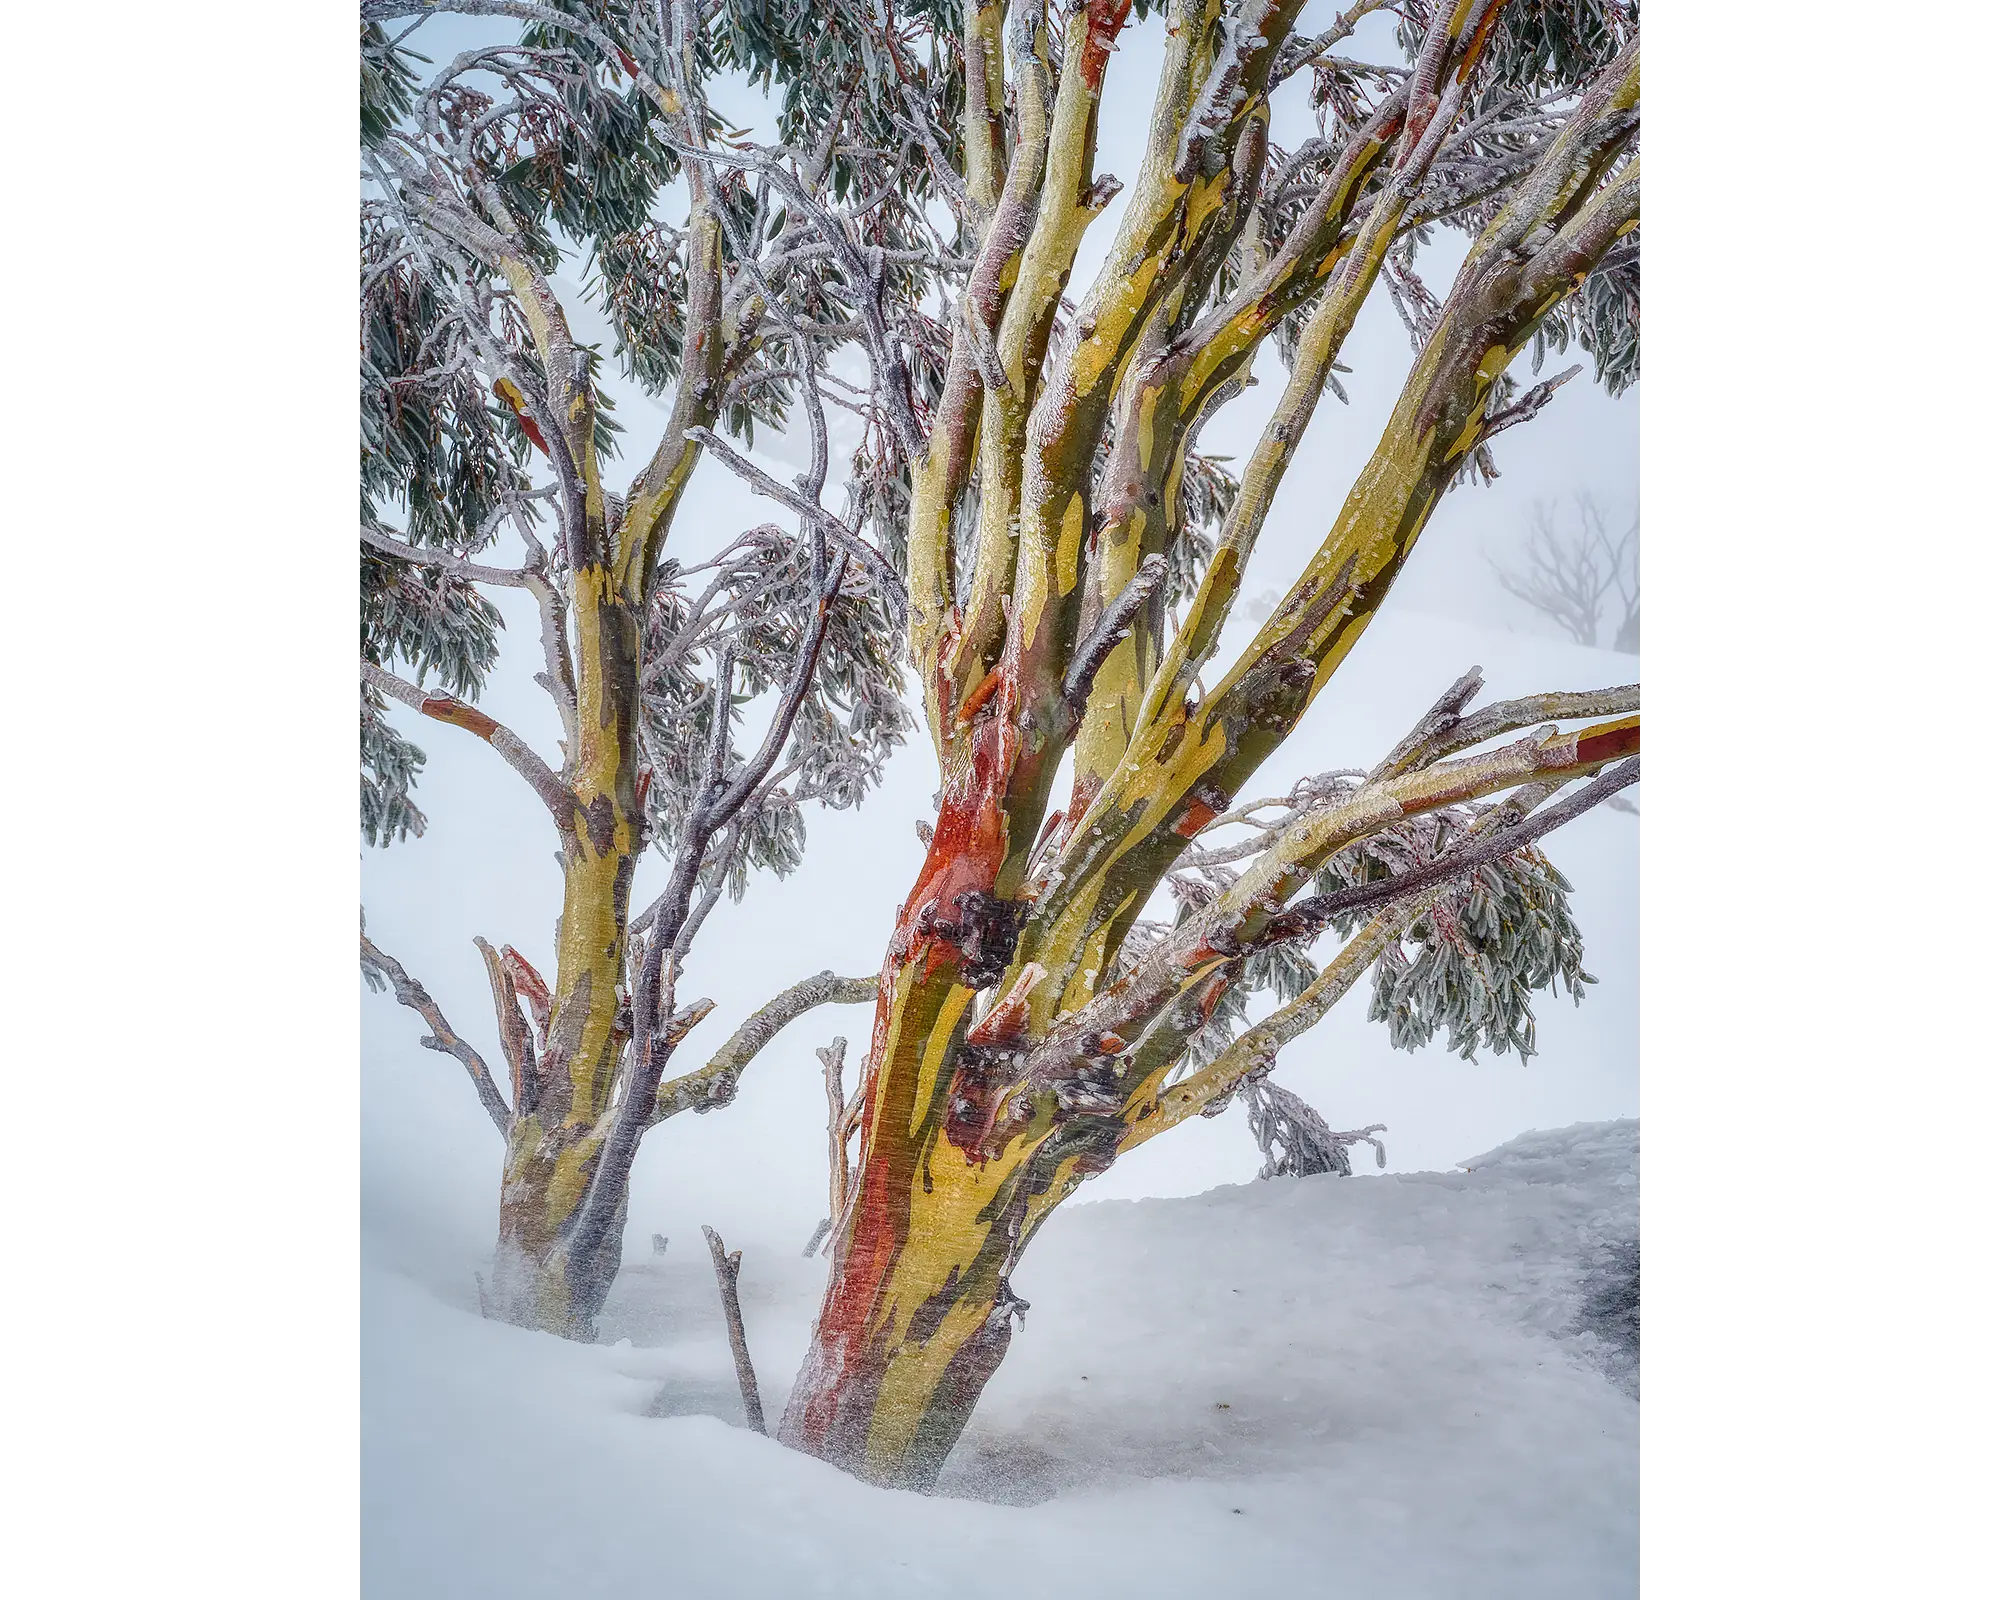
[1240,1076,1386,1180]
[1315,810,1595,1061]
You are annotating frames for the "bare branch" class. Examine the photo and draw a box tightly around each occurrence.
[650,972,877,1125]
[360,525,535,589]
[469,936,533,1115]
[360,930,511,1134]
[700,1227,767,1435]
[1372,678,1641,781]
[816,1036,851,1257]
[1368,666,1486,780]
[362,659,572,820]
[1064,554,1169,712]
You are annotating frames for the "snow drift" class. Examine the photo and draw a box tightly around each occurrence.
[363,1119,1638,1598]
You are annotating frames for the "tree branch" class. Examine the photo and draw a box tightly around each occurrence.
[1371,678,1641,780]
[361,659,573,820]
[360,930,511,1134]
[1064,554,1168,712]
[1263,757,1640,942]
[811,1035,851,1257]
[1022,717,1641,1085]
[1123,761,1638,1154]
[473,935,540,1118]
[1367,665,1486,779]
[360,524,535,588]
[650,972,877,1125]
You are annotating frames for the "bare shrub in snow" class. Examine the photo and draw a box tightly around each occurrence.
[1491,495,1640,653]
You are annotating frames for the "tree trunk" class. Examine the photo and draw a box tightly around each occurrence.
[778,1123,1040,1490]
[778,933,1118,1488]
[774,19,1643,1487]
[487,1133,627,1336]
[484,569,647,1339]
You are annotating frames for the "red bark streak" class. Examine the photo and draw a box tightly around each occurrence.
[1401,91,1442,163]
[501,946,552,1043]
[790,670,1032,1453]
[1574,717,1640,768]
[787,1091,905,1448]
[1065,770,1103,826]
[1456,1,1508,83]
[1192,968,1232,1025]
[964,964,1044,1048]
[1030,806,1067,861]
[900,680,1020,981]
[1172,798,1219,839]
[1080,0,1133,91]
[955,661,1006,726]
[947,1067,1029,1163]
[419,693,500,741]
[492,378,550,456]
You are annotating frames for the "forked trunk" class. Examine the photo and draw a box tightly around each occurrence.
[777,9,1643,1491]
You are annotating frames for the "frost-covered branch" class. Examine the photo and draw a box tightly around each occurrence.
[360,929,511,1134]
[650,971,877,1124]
[360,659,571,819]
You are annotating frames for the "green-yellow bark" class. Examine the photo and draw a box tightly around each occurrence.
[781,11,1640,1489]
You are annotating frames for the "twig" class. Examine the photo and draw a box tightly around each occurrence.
[701,1227,767,1435]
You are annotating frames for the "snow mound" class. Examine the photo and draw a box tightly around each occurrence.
[365,1121,1638,1599]
[1457,1118,1639,1395]
[1461,1116,1640,1183]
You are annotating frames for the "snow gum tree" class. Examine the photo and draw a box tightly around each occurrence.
[357,0,1640,1484]
[356,0,965,1336]
[768,0,1642,1489]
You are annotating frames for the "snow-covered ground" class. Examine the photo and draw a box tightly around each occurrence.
[364,1120,1638,1598]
